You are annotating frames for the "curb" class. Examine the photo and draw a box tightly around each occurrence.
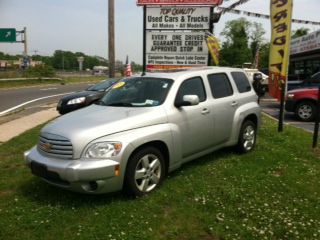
[0,107,59,143]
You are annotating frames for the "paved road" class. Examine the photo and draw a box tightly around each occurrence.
[0,82,94,115]
[259,96,316,133]
[0,84,317,133]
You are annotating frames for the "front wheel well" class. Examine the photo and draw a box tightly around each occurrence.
[128,141,170,175]
[243,114,258,127]
[294,99,317,111]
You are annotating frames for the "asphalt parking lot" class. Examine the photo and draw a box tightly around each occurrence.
[259,95,317,133]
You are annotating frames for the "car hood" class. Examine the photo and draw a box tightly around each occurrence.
[41,104,168,158]
[287,87,318,94]
[60,91,100,101]
[288,80,304,85]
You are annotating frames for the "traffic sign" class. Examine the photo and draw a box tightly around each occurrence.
[0,28,16,42]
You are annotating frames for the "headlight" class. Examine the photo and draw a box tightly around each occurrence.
[67,97,86,105]
[84,142,122,159]
[287,93,295,99]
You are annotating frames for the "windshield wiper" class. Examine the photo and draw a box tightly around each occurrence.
[107,102,132,107]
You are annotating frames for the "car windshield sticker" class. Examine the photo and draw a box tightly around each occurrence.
[112,82,125,89]
[162,83,168,88]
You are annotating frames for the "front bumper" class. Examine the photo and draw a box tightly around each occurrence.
[285,99,296,112]
[56,103,85,114]
[24,146,123,194]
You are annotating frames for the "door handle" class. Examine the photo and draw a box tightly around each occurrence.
[231,101,238,107]
[201,108,210,115]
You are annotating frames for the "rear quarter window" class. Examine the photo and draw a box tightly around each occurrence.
[231,72,251,93]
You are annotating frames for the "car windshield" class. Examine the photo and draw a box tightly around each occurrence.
[311,72,320,80]
[99,77,173,107]
[87,79,117,91]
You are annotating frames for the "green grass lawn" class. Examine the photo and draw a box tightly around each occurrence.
[0,116,319,240]
[0,76,106,89]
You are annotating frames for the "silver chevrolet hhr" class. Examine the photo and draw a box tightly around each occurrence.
[25,67,261,196]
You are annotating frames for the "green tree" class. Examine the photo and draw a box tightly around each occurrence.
[220,18,252,67]
[257,43,270,69]
[250,22,266,64]
[52,50,80,70]
[131,61,143,72]
[292,27,310,39]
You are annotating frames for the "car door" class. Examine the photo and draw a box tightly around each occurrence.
[173,76,214,159]
[207,73,236,145]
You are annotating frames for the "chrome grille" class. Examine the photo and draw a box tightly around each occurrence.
[38,133,73,159]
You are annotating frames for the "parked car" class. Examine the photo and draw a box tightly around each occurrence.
[25,67,261,196]
[57,79,118,114]
[287,71,320,91]
[285,87,319,121]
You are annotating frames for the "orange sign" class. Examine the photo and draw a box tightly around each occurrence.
[269,0,293,100]
[147,64,196,70]
[137,0,222,5]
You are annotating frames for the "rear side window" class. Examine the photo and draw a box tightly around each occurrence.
[176,77,206,102]
[231,72,251,93]
[208,73,233,98]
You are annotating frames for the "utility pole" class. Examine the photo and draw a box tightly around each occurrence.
[108,0,115,78]
[23,27,28,56]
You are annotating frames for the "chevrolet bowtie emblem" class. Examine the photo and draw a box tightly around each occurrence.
[43,143,52,151]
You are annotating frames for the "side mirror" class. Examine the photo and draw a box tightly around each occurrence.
[175,95,200,108]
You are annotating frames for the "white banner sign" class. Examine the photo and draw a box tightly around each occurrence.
[146,7,210,30]
[291,30,320,55]
[146,31,208,66]
[146,31,208,54]
[146,54,208,67]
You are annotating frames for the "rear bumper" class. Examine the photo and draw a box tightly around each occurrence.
[24,146,123,194]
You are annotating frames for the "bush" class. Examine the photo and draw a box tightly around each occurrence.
[23,65,56,78]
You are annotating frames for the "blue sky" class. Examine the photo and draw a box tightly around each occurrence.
[0,0,319,64]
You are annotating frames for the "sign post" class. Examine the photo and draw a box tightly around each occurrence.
[0,28,16,42]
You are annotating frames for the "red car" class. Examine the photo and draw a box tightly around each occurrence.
[285,87,319,121]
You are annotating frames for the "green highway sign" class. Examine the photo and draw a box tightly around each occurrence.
[0,28,16,42]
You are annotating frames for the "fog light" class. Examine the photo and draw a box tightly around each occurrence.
[115,165,120,176]
[23,150,30,160]
[89,181,98,191]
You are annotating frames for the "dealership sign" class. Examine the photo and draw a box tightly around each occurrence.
[146,31,208,68]
[146,7,210,30]
[138,0,218,71]
[137,0,222,6]
[290,29,320,55]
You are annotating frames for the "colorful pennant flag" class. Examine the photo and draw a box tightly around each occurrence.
[268,0,293,100]
[125,55,132,77]
[205,32,220,66]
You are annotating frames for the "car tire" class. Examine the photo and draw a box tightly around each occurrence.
[124,147,165,197]
[236,120,257,153]
[295,101,316,122]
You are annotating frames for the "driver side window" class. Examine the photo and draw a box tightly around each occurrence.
[175,77,206,103]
